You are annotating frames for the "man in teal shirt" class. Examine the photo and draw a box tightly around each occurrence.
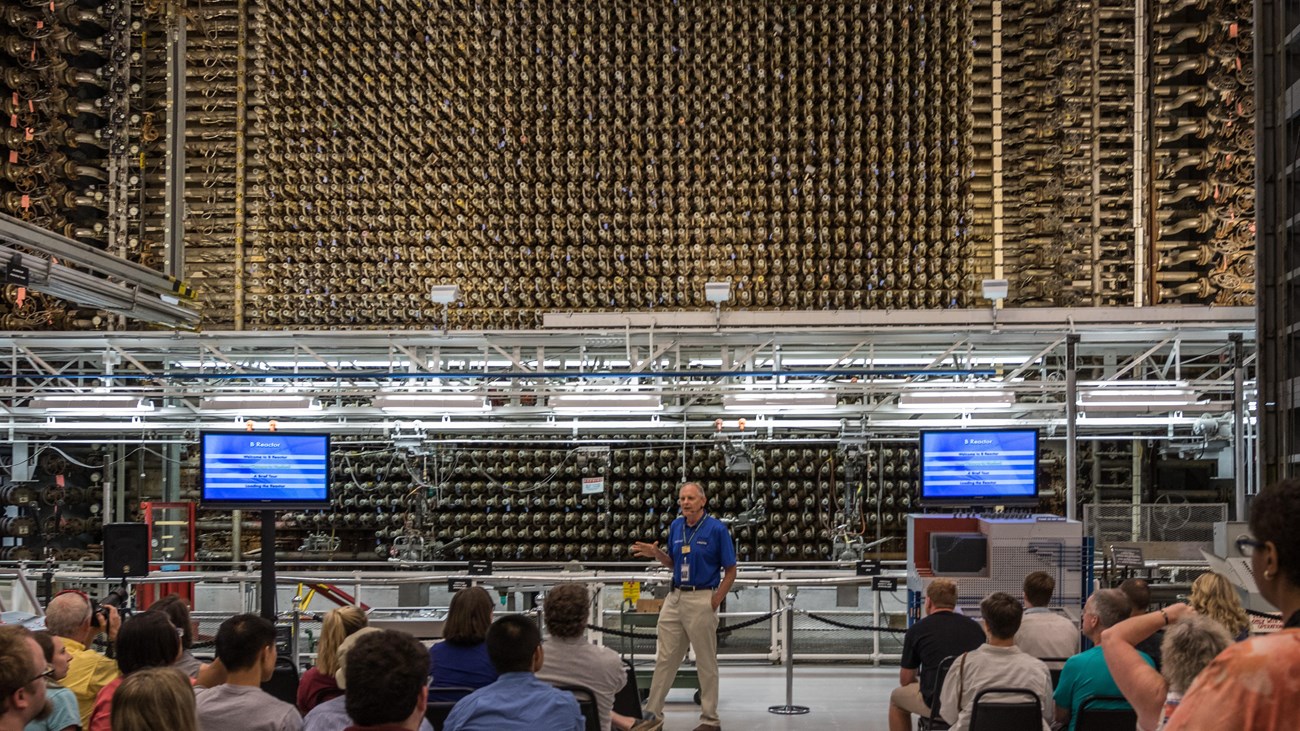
[1054,589,1153,730]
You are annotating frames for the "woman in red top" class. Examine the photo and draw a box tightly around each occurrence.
[89,611,182,731]
[297,605,368,714]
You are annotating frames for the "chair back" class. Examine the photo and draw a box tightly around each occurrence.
[259,655,300,706]
[1076,695,1138,731]
[917,655,957,731]
[968,687,1042,731]
[424,687,475,731]
[1038,658,1070,691]
[552,684,601,731]
[425,701,459,731]
[612,660,643,720]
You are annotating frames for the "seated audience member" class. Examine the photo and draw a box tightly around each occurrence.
[43,591,120,725]
[196,614,302,731]
[26,631,78,731]
[1015,571,1081,663]
[1102,605,1231,731]
[1164,479,1300,731]
[1055,589,1147,731]
[939,592,1053,731]
[444,615,584,731]
[889,578,986,731]
[149,595,203,679]
[110,667,197,731]
[536,583,634,731]
[297,606,367,714]
[1188,573,1250,642]
[428,587,497,701]
[302,628,433,731]
[89,612,182,731]
[340,631,430,731]
[1121,579,1164,669]
[0,625,50,731]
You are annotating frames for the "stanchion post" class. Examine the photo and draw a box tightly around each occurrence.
[871,583,882,666]
[768,588,810,716]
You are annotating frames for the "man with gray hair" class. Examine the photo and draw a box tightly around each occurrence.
[1053,589,1151,731]
[43,590,120,726]
[630,482,737,731]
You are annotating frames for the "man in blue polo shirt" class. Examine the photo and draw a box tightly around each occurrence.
[630,481,737,731]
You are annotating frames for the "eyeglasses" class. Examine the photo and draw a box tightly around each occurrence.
[27,666,54,684]
[1236,536,1266,557]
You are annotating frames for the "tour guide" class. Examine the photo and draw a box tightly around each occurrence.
[630,481,738,731]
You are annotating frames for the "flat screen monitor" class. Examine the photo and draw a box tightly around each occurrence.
[200,431,331,509]
[919,428,1039,506]
[930,533,989,576]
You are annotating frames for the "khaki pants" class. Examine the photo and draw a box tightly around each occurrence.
[644,589,720,724]
[890,682,931,718]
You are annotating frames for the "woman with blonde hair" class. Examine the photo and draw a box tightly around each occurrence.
[296,605,368,714]
[1188,572,1250,641]
[109,667,196,731]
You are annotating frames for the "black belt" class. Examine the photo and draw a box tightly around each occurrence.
[673,585,718,592]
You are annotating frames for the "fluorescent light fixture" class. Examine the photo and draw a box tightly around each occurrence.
[704,281,732,304]
[373,394,490,412]
[199,395,320,413]
[897,390,1016,411]
[429,284,460,304]
[549,394,664,412]
[30,395,155,412]
[1078,387,1205,410]
[722,392,837,412]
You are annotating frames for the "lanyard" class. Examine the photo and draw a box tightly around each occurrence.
[682,515,708,550]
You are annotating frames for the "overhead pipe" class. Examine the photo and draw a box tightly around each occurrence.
[0,367,1001,383]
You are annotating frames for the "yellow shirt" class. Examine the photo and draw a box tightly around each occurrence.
[60,636,120,726]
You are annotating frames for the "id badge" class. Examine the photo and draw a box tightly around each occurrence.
[680,561,690,583]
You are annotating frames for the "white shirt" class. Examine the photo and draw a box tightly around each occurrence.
[1015,607,1080,664]
[939,644,1055,731]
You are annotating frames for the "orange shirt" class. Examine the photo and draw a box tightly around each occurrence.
[1164,629,1300,731]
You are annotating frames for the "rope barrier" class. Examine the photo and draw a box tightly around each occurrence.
[803,611,906,633]
[590,606,784,641]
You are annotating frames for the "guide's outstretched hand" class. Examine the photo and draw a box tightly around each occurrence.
[630,541,660,559]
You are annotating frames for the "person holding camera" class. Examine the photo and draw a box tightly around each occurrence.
[43,590,121,727]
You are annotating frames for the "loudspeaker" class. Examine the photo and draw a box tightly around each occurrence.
[103,523,150,579]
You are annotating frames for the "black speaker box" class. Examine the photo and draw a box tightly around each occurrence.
[102,523,150,578]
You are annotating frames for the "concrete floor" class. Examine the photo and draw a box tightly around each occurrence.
[657,664,901,731]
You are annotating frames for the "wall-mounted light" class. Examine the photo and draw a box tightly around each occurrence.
[981,278,1010,301]
[704,281,732,304]
[429,284,460,305]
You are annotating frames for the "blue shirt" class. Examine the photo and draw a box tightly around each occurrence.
[303,695,434,731]
[429,641,498,702]
[26,685,79,731]
[668,514,737,588]
[443,672,584,731]
[1054,645,1152,731]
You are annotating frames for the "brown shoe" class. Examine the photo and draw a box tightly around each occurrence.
[693,725,721,731]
